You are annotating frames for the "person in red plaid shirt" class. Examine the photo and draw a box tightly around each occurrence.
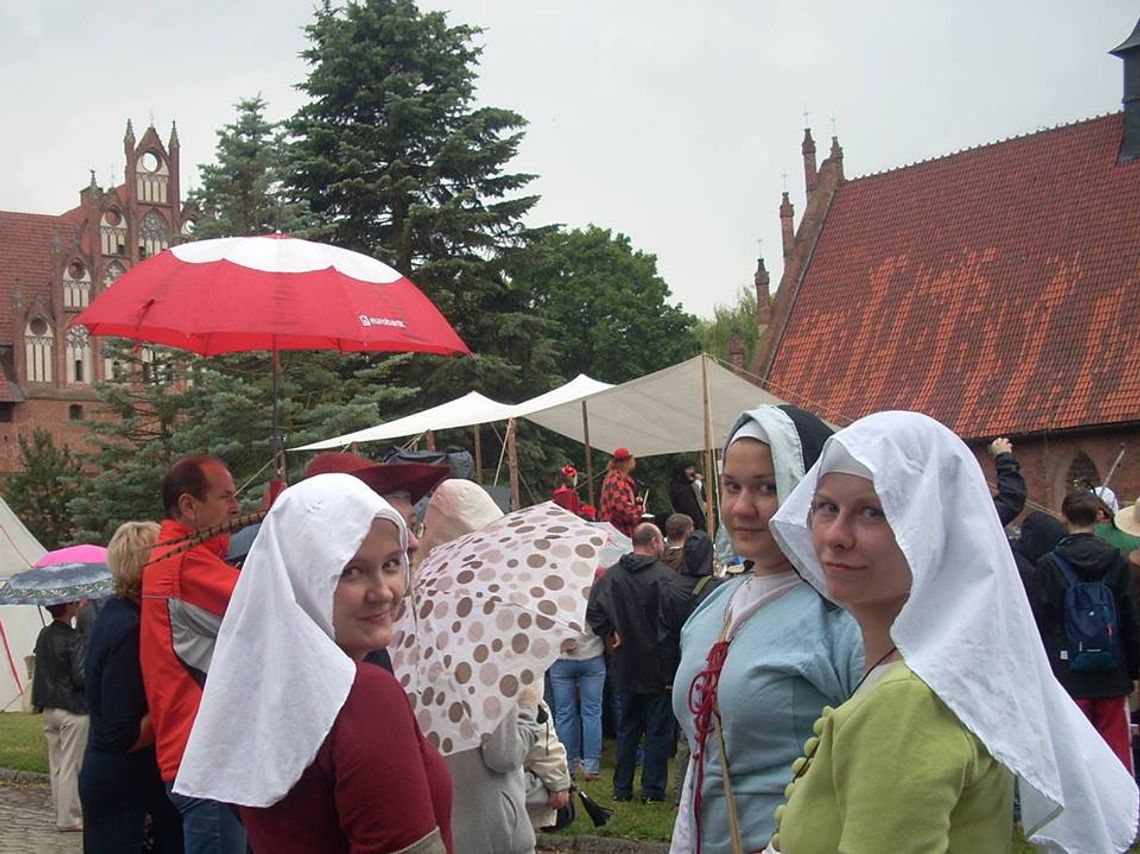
[599,448,642,538]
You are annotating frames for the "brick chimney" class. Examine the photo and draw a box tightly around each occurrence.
[780,192,795,260]
[1110,17,1140,162]
[802,128,818,196]
[754,257,772,326]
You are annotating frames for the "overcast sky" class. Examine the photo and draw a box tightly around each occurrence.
[0,1,1135,318]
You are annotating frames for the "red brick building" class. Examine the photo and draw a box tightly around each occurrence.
[755,20,1140,515]
[0,121,193,471]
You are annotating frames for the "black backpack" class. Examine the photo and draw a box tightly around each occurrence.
[1050,550,1121,672]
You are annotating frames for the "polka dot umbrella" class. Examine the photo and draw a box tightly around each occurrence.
[391,502,606,755]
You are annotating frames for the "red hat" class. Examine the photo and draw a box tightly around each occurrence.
[303,452,451,504]
[560,464,578,479]
[612,447,634,462]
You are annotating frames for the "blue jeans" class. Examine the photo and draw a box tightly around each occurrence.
[549,655,606,775]
[165,783,247,854]
[613,690,673,801]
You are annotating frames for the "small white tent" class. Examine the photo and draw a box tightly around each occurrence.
[0,497,47,711]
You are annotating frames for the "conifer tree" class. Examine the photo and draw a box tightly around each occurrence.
[287,0,556,408]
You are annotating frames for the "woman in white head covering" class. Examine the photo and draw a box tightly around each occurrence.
[173,473,453,854]
[669,405,864,854]
[767,410,1139,853]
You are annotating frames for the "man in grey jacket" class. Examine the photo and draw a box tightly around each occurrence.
[444,696,543,854]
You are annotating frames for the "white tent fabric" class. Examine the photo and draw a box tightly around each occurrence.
[0,497,48,712]
[292,391,514,451]
[509,374,614,417]
[291,376,615,452]
[522,354,788,457]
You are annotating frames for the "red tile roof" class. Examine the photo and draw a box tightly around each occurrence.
[0,211,75,344]
[766,113,1140,439]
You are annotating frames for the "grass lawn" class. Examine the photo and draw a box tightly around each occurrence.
[0,712,49,774]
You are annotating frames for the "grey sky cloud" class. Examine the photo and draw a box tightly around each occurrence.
[0,1,1134,318]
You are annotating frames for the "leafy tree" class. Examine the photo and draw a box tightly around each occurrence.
[697,286,762,369]
[513,225,701,383]
[4,429,84,548]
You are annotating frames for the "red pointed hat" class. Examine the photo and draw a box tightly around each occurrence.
[560,464,578,478]
[612,447,633,461]
[303,452,450,503]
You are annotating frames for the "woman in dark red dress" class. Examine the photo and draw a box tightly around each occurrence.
[172,473,453,854]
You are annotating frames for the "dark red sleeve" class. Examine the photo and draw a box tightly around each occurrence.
[331,665,453,853]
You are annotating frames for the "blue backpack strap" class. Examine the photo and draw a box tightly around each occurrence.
[1049,550,1081,586]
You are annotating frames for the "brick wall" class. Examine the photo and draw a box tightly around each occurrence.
[967,424,1140,518]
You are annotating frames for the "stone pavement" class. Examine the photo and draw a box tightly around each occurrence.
[0,778,82,854]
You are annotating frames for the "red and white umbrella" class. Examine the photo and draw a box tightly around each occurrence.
[73,234,469,356]
[73,234,470,477]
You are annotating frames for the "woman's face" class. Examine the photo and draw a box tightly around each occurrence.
[810,472,911,624]
[332,518,407,661]
[721,439,785,568]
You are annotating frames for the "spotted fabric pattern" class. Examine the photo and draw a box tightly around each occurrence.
[391,502,604,756]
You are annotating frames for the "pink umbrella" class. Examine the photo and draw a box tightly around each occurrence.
[34,545,108,568]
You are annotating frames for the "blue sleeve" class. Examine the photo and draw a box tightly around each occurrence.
[96,630,147,752]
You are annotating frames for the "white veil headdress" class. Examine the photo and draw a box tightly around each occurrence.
[173,473,408,807]
[769,411,1138,854]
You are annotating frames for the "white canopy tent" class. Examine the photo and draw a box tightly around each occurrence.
[521,354,788,456]
[293,391,515,451]
[0,497,48,712]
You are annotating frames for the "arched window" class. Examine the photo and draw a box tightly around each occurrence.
[103,261,126,291]
[66,327,92,385]
[63,260,91,310]
[136,150,169,203]
[139,211,168,259]
[1065,452,1101,493]
[24,317,53,383]
[100,208,127,255]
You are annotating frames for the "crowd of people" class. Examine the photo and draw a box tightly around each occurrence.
[22,402,1140,853]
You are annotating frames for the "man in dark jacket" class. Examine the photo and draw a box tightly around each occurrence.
[32,601,88,831]
[658,529,722,806]
[669,462,706,531]
[1030,491,1140,772]
[586,523,677,803]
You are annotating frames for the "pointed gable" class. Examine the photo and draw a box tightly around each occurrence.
[766,113,1140,438]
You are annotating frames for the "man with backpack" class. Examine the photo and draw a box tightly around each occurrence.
[1030,491,1140,772]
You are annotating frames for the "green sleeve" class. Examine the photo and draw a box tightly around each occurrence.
[830,678,976,853]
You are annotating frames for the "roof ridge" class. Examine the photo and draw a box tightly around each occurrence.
[847,111,1123,184]
[0,209,70,221]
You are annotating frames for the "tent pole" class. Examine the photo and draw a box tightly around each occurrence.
[507,418,521,510]
[701,354,716,538]
[425,430,437,451]
[271,350,286,482]
[581,401,595,507]
[473,425,483,484]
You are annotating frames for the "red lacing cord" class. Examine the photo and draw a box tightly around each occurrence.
[686,636,731,854]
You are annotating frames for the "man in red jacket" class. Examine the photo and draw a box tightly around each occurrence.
[140,455,243,854]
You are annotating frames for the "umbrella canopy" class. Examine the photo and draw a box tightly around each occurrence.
[72,234,470,357]
[391,502,605,755]
[34,544,108,568]
[0,562,113,606]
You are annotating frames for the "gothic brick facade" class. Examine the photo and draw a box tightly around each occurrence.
[0,121,193,472]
